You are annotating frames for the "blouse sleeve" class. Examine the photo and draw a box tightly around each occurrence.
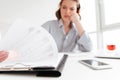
[77,32,93,52]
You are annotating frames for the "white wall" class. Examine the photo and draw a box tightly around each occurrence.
[0,0,59,36]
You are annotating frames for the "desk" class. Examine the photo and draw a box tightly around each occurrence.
[0,52,120,80]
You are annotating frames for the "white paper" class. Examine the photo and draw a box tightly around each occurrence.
[0,19,62,69]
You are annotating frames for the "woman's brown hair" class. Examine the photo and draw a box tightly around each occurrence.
[55,0,81,20]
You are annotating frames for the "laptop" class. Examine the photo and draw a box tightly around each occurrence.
[95,50,120,59]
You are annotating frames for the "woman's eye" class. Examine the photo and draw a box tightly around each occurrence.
[62,6,66,9]
[70,8,75,11]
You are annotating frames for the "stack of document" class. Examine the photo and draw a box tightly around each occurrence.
[0,19,68,77]
[0,19,58,62]
[0,19,67,76]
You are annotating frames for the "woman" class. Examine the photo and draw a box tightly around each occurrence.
[42,0,92,52]
[0,51,8,62]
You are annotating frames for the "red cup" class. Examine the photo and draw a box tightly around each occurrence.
[107,44,116,51]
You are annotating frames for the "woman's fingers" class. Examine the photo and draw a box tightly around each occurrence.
[0,51,9,62]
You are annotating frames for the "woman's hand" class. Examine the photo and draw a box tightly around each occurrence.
[0,51,9,62]
[70,13,80,24]
[70,13,85,36]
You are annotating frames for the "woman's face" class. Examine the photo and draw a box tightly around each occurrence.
[60,0,77,23]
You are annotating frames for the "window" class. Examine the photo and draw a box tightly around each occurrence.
[104,0,120,25]
[76,0,120,51]
[100,0,120,51]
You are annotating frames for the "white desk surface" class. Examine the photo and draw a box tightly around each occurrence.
[1,52,120,80]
